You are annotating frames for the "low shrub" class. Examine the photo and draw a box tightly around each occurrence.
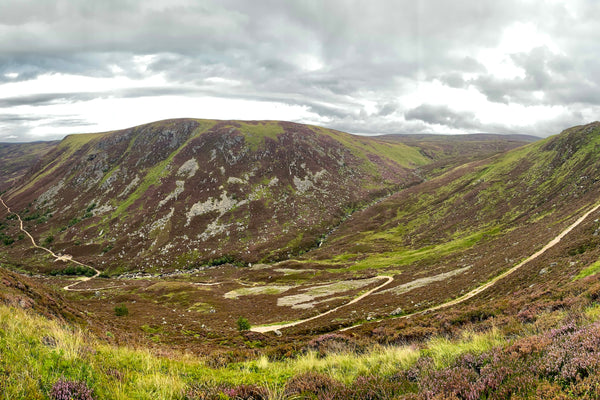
[50,378,94,400]
[114,304,129,317]
[237,317,251,332]
[50,265,96,277]
[285,372,343,397]
[222,384,266,400]
[306,333,360,356]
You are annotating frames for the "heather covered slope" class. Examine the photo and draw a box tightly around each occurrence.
[0,141,58,191]
[379,132,539,177]
[5,121,600,399]
[1,119,536,274]
[318,122,600,260]
[280,122,600,329]
[0,119,431,272]
[0,265,83,323]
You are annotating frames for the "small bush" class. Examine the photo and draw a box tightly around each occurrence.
[307,333,359,356]
[114,304,129,317]
[43,234,54,246]
[50,378,94,400]
[237,317,251,332]
[68,218,81,227]
[206,255,246,268]
[223,384,267,400]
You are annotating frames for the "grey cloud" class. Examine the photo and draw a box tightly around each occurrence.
[438,72,467,89]
[378,103,399,117]
[1,0,600,141]
[0,93,98,107]
[470,46,600,107]
[0,113,75,142]
[405,104,481,131]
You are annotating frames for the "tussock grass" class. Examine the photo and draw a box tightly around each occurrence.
[423,328,505,368]
[0,304,507,398]
[287,346,420,383]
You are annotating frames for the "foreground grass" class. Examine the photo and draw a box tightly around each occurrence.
[0,305,505,399]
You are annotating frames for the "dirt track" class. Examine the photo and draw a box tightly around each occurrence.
[251,275,393,333]
[0,196,101,291]
[340,201,600,331]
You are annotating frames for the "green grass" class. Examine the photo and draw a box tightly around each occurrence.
[235,121,284,151]
[311,126,429,168]
[330,225,502,271]
[422,328,504,368]
[574,259,600,280]
[0,305,511,399]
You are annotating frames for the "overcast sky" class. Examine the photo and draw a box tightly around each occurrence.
[1,0,599,142]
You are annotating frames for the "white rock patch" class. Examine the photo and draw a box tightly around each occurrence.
[186,192,246,226]
[150,207,175,232]
[159,180,185,207]
[227,176,246,184]
[38,179,65,205]
[118,175,140,197]
[277,277,381,309]
[293,169,328,194]
[378,266,471,296]
[177,158,199,178]
[268,177,279,187]
[92,204,114,216]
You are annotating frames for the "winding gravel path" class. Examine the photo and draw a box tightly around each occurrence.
[0,196,102,291]
[340,201,600,331]
[250,275,394,333]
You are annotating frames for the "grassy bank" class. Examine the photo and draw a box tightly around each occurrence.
[0,305,506,399]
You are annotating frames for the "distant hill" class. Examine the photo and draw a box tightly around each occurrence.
[378,133,540,176]
[0,141,58,191]
[0,120,414,272]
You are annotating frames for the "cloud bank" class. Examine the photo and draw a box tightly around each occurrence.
[1,0,599,141]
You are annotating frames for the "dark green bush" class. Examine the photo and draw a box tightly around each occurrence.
[114,304,129,317]
[237,317,251,332]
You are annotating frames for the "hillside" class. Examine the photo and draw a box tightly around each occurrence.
[0,119,533,276]
[283,122,600,331]
[9,120,600,399]
[0,141,58,191]
[0,119,431,272]
[379,133,540,177]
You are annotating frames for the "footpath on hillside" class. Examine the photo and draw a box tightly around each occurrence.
[4,192,600,330]
[251,276,394,333]
[0,196,105,291]
[252,201,600,334]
